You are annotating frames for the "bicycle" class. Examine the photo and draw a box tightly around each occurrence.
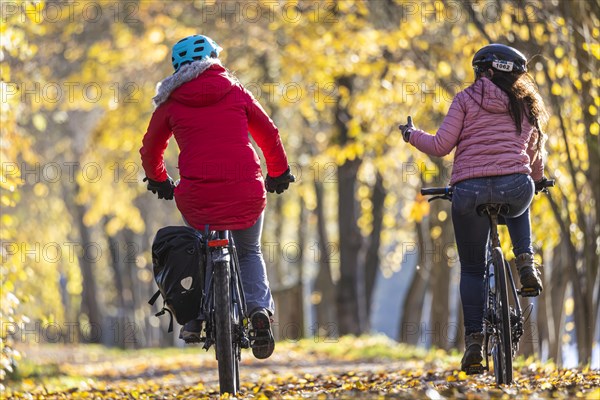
[149,226,249,394]
[199,229,250,395]
[421,179,554,385]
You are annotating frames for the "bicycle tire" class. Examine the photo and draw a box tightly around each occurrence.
[214,258,237,394]
[230,263,242,392]
[492,247,513,384]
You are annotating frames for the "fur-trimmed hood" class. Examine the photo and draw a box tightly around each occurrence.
[152,58,232,108]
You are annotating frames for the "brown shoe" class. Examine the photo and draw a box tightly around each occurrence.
[461,332,484,374]
[516,253,543,295]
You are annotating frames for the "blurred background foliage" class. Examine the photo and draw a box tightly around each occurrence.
[1,0,598,380]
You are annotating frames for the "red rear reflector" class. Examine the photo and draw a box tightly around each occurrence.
[208,239,229,247]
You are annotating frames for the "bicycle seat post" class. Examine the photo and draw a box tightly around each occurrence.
[479,205,504,249]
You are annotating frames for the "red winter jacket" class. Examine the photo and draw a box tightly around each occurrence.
[140,64,288,230]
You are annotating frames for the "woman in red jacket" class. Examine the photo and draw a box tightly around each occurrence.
[140,35,294,359]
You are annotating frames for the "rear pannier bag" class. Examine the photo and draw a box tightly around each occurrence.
[148,226,205,332]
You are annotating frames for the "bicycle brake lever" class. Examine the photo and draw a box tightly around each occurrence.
[428,195,451,202]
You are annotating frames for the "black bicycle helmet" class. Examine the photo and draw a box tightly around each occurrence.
[472,44,528,74]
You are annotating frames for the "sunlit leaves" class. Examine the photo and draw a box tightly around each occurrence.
[5,338,600,398]
[409,195,430,224]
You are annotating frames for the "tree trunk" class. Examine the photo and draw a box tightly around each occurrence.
[135,197,173,347]
[536,283,549,360]
[333,75,364,336]
[519,297,536,357]
[291,195,307,338]
[536,243,566,362]
[425,192,453,350]
[107,228,127,348]
[336,157,363,335]
[550,243,567,362]
[364,172,386,325]
[269,195,284,287]
[72,198,103,343]
[271,199,305,340]
[123,228,143,349]
[398,222,428,345]
[313,180,338,338]
[272,285,304,342]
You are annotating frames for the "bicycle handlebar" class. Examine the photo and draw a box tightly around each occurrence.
[420,179,556,199]
[420,187,453,196]
[541,179,555,188]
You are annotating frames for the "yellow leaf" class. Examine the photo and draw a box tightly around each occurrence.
[32,114,47,132]
[410,196,430,223]
[551,83,562,96]
[437,61,452,77]
[554,47,565,58]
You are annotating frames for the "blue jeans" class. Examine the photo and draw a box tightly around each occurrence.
[184,213,274,316]
[452,174,534,335]
[231,214,275,315]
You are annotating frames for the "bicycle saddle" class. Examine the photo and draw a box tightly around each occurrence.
[476,203,510,217]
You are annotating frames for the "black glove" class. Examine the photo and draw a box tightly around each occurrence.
[143,176,175,200]
[398,116,415,143]
[534,177,549,194]
[265,167,295,194]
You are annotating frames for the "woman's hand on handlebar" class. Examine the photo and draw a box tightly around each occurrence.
[534,176,554,194]
[144,176,175,200]
[266,166,296,194]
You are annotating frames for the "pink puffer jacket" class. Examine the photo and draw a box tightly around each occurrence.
[409,77,543,185]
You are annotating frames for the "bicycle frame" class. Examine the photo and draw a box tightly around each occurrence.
[480,206,524,383]
[199,230,250,394]
[483,207,524,347]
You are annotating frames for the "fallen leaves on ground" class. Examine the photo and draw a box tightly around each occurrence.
[3,336,599,399]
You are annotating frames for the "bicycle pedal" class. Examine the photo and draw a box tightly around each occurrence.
[180,330,202,343]
[240,337,250,349]
[519,287,540,297]
[464,364,484,375]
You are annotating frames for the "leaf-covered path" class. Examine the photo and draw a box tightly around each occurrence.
[4,337,599,399]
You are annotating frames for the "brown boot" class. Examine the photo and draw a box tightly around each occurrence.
[461,332,484,374]
[516,253,543,295]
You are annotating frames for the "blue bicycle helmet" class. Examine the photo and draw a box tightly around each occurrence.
[171,35,222,72]
[472,44,528,74]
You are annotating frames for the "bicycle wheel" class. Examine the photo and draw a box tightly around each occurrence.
[230,271,241,392]
[491,247,513,384]
[214,258,237,394]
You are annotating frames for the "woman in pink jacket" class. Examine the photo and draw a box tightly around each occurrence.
[399,44,548,373]
[140,35,295,359]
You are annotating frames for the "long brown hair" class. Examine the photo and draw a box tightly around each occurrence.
[482,70,549,156]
